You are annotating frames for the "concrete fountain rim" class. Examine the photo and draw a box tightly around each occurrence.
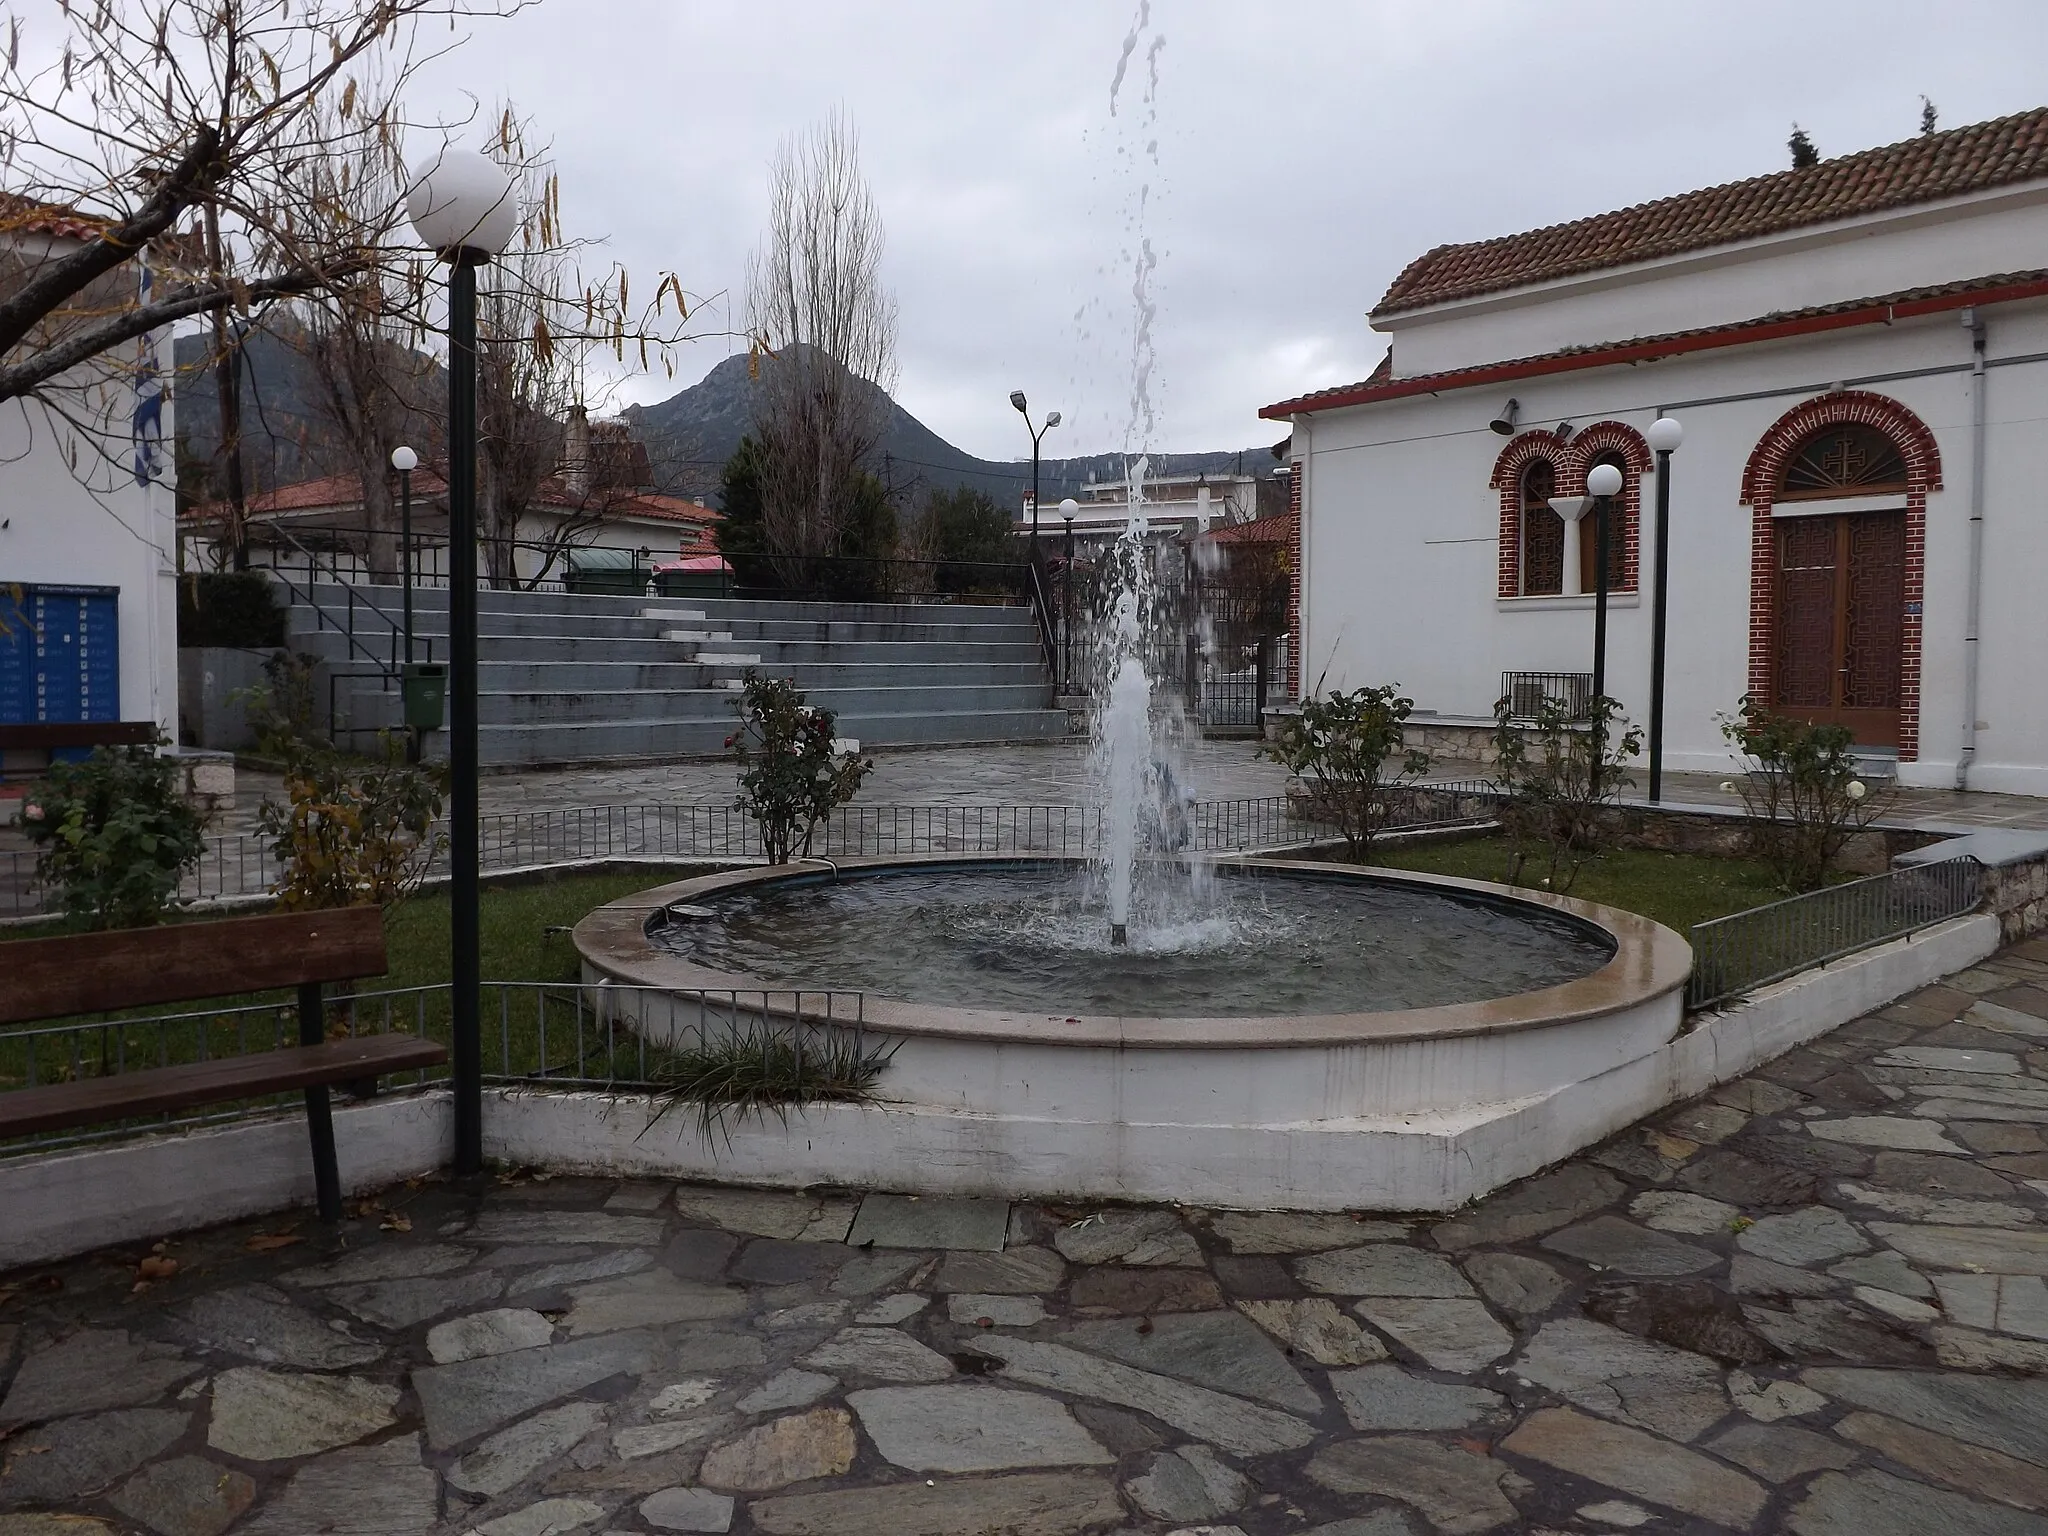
[570,852,1693,1050]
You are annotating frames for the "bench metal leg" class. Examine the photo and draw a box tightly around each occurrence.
[299,982,343,1224]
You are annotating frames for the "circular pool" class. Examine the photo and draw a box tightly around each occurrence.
[645,860,1615,1017]
[568,854,1692,1211]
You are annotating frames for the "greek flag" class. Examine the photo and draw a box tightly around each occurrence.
[131,250,164,487]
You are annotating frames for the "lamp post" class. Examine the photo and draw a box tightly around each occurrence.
[1060,497,1079,693]
[1584,460,1624,797]
[391,445,419,666]
[1010,391,1061,558]
[1644,416,1684,802]
[408,148,518,1179]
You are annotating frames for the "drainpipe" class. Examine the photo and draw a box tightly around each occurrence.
[1957,308,1988,789]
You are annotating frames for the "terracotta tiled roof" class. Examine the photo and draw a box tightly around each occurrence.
[183,468,720,528]
[1203,513,1295,547]
[1375,108,2048,316]
[0,189,107,244]
[1264,269,2048,419]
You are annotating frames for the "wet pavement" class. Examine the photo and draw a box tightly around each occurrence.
[6,936,2048,1533]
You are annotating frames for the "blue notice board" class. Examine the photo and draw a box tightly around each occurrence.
[0,585,121,736]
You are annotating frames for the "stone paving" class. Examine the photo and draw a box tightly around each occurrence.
[10,938,2048,1532]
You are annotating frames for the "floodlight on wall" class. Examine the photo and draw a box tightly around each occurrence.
[1554,420,1576,444]
[1488,398,1520,435]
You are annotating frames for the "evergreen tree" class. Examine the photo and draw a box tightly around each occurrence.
[1789,124,1819,169]
[714,436,775,588]
[1920,96,1939,135]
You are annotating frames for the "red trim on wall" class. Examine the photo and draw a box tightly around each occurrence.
[1260,275,2048,420]
[1287,459,1303,699]
[1741,392,1943,762]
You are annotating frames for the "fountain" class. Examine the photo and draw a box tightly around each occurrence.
[565,14,1690,1209]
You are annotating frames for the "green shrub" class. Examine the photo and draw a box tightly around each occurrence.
[177,571,286,648]
[728,675,874,863]
[231,651,322,757]
[1719,695,1887,891]
[21,742,206,929]
[1491,693,1642,894]
[1261,684,1429,855]
[259,738,447,910]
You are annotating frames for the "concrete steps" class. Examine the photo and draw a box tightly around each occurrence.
[284,581,1063,765]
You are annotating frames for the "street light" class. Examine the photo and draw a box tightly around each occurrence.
[391,445,418,665]
[1645,416,1684,802]
[1585,459,1624,797]
[408,147,517,1179]
[1010,391,1061,557]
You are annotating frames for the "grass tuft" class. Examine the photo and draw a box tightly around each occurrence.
[644,1028,896,1146]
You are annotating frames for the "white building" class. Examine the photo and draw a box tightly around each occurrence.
[1029,469,1266,543]
[0,196,178,745]
[1264,107,2048,794]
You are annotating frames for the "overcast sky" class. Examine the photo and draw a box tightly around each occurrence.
[411,1,2048,461]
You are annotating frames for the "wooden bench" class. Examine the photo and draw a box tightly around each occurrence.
[0,721,164,787]
[0,908,448,1221]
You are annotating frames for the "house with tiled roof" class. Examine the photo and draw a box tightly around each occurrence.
[1,192,178,749]
[180,415,721,593]
[1262,107,2048,793]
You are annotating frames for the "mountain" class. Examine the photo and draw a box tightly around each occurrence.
[172,331,1273,515]
[621,352,1277,511]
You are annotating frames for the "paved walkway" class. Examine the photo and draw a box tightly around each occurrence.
[7,940,2048,1532]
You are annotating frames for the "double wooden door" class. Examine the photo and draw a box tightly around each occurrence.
[1771,510,1905,747]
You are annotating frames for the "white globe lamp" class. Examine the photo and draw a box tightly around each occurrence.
[1647,416,1684,454]
[406,150,518,258]
[1586,462,1624,498]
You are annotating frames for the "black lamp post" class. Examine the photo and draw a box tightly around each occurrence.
[1010,390,1061,558]
[408,149,518,1179]
[1644,416,1685,802]
[391,444,418,665]
[1585,459,1624,797]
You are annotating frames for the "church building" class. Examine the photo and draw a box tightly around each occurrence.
[1262,108,2048,794]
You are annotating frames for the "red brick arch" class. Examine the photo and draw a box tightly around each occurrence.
[1492,424,1647,596]
[1741,391,1941,762]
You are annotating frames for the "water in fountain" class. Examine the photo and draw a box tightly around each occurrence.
[1083,455,1220,950]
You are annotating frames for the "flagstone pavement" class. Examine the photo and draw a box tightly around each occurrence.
[9,938,2048,1534]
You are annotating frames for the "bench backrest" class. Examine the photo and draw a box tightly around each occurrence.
[1,907,390,1026]
[0,722,160,751]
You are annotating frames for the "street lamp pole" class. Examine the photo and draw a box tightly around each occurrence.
[1010,391,1060,559]
[409,150,517,1180]
[1585,460,1625,799]
[1645,417,1685,802]
[391,445,419,666]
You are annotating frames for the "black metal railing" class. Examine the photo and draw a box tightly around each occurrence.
[1500,671,1594,721]
[0,980,868,1156]
[1686,857,1983,1012]
[2,791,1400,919]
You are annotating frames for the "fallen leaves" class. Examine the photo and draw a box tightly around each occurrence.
[244,1232,302,1254]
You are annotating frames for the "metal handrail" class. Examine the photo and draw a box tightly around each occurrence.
[1686,856,1983,1011]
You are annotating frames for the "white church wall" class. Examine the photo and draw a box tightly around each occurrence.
[1382,187,2048,378]
[1297,301,2048,789]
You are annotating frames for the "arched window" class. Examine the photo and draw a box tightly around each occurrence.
[1778,423,1908,500]
[1519,459,1563,595]
[1581,450,1631,592]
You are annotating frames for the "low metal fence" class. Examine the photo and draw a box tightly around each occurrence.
[1685,856,1983,1012]
[1,793,1388,919]
[0,980,868,1157]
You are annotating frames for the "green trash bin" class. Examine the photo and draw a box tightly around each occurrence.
[401,662,447,732]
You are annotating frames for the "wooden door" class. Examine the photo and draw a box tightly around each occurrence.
[1771,511,1905,746]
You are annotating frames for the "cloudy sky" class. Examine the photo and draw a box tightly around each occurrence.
[410,0,2048,461]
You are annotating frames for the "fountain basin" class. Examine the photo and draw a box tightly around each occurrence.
[570,855,1693,1210]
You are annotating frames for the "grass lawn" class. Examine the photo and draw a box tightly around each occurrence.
[0,869,707,1091]
[1362,834,1787,934]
